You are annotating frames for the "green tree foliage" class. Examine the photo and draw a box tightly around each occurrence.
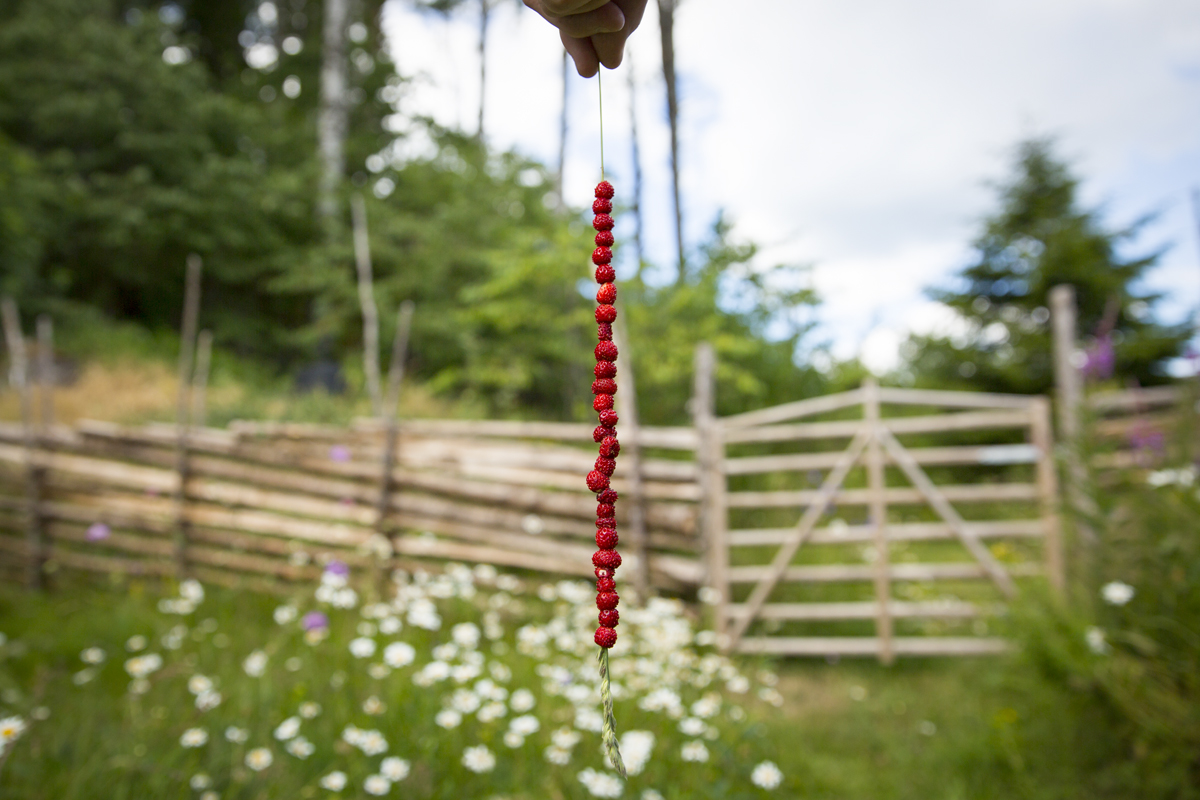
[903,139,1190,395]
[621,217,825,425]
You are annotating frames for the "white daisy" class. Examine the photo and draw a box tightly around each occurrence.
[751,760,783,790]
[319,771,347,791]
[245,747,273,771]
[180,728,208,748]
[364,775,391,795]
[380,756,410,781]
[1101,581,1135,606]
[681,740,709,762]
[461,744,496,773]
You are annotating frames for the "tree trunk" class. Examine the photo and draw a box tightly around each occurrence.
[318,0,350,224]
[657,0,684,283]
[557,49,568,201]
[477,0,489,139]
[627,54,646,273]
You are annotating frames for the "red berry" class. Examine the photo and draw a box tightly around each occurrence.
[597,488,618,504]
[599,436,620,458]
[593,394,614,412]
[595,304,617,323]
[596,590,620,609]
[586,470,610,492]
[592,213,614,231]
[595,181,614,199]
[596,283,617,304]
[598,609,619,628]
[596,516,617,529]
[593,549,622,570]
[595,341,618,361]
[597,323,612,341]
[597,502,615,518]
[597,576,616,592]
[593,425,614,443]
[593,198,613,214]
[594,361,616,379]
[595,456,616,477]
[592,378,617,395]
[596,529,618,549]
[598,409,619,427]
[592,247,612,265]
[595,566,614,580]
[595,230,614,247]
[595,627,617,648]
[595,264,615,283]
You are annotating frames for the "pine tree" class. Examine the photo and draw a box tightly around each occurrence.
[903,138,1190,395]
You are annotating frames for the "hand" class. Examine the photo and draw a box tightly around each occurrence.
[524,0,648,77]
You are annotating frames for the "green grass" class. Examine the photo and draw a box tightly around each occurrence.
[0,569,1149,800]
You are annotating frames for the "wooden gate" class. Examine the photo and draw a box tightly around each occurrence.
[702,379,1062,660]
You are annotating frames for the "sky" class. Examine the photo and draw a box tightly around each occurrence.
[381,0,1200,373]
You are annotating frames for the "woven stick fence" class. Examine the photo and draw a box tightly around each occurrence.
[0,416,705,594]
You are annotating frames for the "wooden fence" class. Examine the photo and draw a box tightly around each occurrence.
[704,379,1062,660]
[0,417,703,595]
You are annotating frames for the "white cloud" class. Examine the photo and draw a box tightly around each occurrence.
[382,0,1200,365]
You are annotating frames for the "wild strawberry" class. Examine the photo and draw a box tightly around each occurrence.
[594,361,616,379]
[596,283,617,304]
[593,198,613,214]
[593,549,622,570]
[597,488,618,504]
[586,470,610,492]
[595,341,618,361]
[597,577,616,593]
[593,394,614,412]
[597,323,612,341]
[596,590,620,609]
[594,627,617,648]
[596,516,617,529]
[594,456,616,476]
[596,529,618,549]
[597,502,615,518]
[592,213,614,232]
[598,409,619,427]
[599,436,620,458]
[592,246,612,265]
[595,230,614,247]
[598,609,619,628]
[595,263,615,283]
[595,180,614,199]
[595,304,617,323]
[592,378,617,395]
[593,424,615,443]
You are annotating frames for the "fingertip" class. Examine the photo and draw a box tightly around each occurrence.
[561,31,600,77]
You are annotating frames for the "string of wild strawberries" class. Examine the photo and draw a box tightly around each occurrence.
[588,178,621,650]
[586,178,627,778]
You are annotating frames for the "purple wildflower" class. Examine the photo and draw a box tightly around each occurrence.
[302,611,330,632]
[1082,335,1115,381]
[329,445,352,463]
[324,560,350,578]
[86,522,111,542]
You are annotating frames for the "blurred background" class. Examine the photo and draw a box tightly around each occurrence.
[0,0,1197,425]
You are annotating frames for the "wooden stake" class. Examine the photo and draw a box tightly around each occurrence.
[191,330,213,429]
[613,316,650,601]
[352,193,383,417]
[36,315,53,430]
[1,298,42,589]
[692,343,728,635]
[862,379,893,664]
[173,255,202,576]
[1050,284,1097,546]
[375,302,414,591]
[1030,396,1064,595]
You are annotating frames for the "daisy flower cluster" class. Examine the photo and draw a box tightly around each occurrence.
[25,556,786,796]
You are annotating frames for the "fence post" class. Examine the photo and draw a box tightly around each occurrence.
[612,317,651,601]
[36,315,54,430]
[173,255,203,578]
[1049,284,1097,547]
[1030,396,1064,595]
[352,193,384,418]
[693,343,728,640]
[376,301,414,595]
[862,378,893,664]
[190,330,213,429]
[1,299,44,589]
